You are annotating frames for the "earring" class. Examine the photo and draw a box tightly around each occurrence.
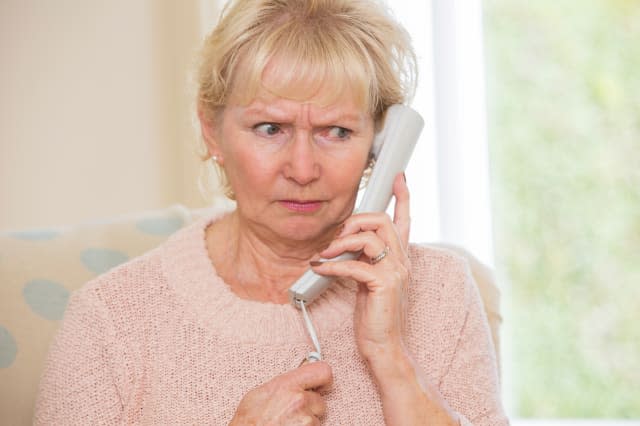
[359,155,377,189]
[211,155,219,163]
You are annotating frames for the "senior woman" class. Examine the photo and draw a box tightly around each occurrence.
[35,0,508,424]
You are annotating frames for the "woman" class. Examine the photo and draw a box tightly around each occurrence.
[35,0,508,424]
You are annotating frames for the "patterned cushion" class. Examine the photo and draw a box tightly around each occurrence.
[0,205,197,425]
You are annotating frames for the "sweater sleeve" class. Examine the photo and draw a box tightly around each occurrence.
[34,285,125,425]
[440,262,510,426]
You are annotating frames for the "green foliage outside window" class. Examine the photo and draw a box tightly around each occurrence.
[484,0,640,417]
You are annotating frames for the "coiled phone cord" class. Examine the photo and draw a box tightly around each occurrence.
[298,299,322,362]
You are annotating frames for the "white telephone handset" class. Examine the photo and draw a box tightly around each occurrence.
[288,104,424,306]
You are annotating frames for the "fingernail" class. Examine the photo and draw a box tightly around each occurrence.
[310,261,323,267]
[402,172,407,183]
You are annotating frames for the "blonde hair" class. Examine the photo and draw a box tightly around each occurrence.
[196,0,417,199]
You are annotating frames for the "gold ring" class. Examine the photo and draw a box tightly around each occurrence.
[370,246,390,264]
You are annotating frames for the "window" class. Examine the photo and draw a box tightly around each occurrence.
[484,0,640,420]
[395,0,640,422]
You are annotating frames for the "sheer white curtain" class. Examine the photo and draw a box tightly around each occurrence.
[393,0,494,267]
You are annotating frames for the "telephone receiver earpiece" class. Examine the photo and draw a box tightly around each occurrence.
[288,104,424,306]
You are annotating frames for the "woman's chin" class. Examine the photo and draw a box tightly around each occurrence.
[277,220,334,244]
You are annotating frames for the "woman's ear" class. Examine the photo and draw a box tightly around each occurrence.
[198,106,224,164]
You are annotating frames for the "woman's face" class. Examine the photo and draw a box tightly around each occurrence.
[204,81,374,243]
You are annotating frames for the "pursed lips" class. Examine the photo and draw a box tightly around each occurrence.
[278,199,324,213]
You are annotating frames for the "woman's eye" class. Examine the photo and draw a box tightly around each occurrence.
[254,123,281,136]
[326,126,352,140]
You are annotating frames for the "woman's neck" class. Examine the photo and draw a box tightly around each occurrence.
[205,212,336,304]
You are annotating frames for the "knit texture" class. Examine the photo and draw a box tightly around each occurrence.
[34,211,508,425]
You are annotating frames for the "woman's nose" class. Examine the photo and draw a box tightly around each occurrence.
[283,130,321,185]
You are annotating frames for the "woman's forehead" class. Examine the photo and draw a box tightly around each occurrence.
[229,53,371,114]
[236,92,371,126]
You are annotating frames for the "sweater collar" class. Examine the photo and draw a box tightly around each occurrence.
[161,207,357,345]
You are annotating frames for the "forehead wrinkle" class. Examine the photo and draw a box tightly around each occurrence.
[309,109,366,127]
[243,97,366,127]
[243,100,296,122]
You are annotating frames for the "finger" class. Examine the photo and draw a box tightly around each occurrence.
[337,212,399,249]
[337,211,387,235]
[304,390,327,417]
[286,361,333,390]
[311,259,383,288]
[320,231,390,261]
[392,172,410,248]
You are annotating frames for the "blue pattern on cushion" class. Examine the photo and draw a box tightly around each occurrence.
[0,326,18,368]
[8,229,59,240]
[23,280,70,321]
[136,216,184,235]
[80,248,129,274]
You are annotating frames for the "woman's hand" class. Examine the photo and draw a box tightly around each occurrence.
[311,173,459,425]
[311,173,411,364]
[230,361,332,426]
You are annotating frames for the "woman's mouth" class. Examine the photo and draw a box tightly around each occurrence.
[279,200,323,213]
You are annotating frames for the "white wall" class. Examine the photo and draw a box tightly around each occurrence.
[0,0,215,230]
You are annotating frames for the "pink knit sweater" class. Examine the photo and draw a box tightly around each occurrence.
[35,213,508,425]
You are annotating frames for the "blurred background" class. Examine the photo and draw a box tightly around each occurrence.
[485,0,640,420]
[1,0,639,423]
[0,0,227,230]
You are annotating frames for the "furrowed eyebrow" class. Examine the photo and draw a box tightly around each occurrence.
[242,102,366,127]
[316,112,363,127]
[243,104,293,121]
